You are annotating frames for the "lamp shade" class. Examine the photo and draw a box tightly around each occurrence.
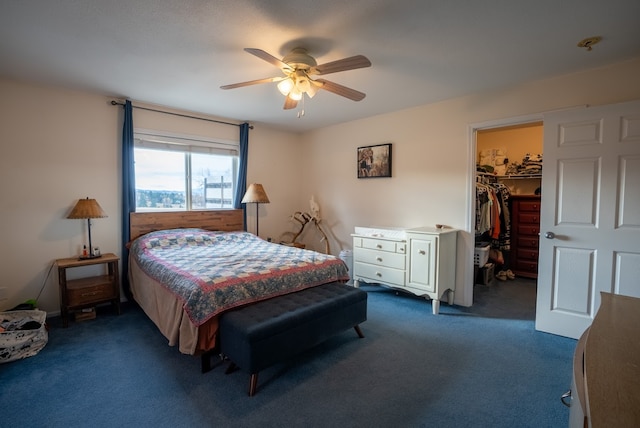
[67,198,108,219]
[241,184,270,204]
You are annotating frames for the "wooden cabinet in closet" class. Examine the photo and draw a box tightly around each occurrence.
[509,195,541,279]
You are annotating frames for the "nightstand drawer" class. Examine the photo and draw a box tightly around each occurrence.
[57,253,120,327]
[67,276,116,306]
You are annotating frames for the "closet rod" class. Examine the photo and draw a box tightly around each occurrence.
[110,100,253,129]
[495,174,542,180]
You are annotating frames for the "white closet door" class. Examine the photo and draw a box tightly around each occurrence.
[535,99,640,339]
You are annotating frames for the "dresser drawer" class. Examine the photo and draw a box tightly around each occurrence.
[519,212,540,224]
[354,261,405,287]
[354,247,406,270]
[359,237,405,253]
[67,276,116,306]
[517,224,540,236]
[517,236,540,249]
[513,259,538,274]
[519,200,541,212]
[517,248,539,261]
[510,195,541,279]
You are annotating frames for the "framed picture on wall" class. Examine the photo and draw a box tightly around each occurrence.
[357,143,392,178]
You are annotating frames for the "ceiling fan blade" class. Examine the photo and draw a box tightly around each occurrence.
[311,55,371,75]
[283,95,298,110]
[220,76,284,90]
[244,48,292,71]
[315,79,366,101]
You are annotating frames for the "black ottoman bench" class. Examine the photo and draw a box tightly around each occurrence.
[219,282,367,396]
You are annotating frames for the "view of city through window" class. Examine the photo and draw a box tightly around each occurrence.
[134,148,236,210]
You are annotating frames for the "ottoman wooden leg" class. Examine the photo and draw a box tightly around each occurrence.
[249,373,259,396]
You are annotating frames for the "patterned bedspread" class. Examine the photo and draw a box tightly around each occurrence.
[130,229,349,326]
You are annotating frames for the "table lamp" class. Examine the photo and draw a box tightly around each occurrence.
[67,197,107,259]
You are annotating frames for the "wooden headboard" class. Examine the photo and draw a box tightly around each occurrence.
[129,209,245,241]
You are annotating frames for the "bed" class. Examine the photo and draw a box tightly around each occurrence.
[127,210,350,356]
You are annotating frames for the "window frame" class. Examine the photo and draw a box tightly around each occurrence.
[133,129,240,212]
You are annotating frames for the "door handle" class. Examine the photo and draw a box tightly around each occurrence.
[544,231,555,239]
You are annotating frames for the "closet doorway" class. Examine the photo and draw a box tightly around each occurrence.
[474,121,543,296]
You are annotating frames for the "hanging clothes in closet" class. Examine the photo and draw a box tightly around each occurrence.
[475,174,512,268]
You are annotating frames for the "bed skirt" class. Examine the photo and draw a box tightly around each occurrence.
[129,257,217,355]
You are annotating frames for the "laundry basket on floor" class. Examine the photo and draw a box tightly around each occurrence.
[0,309,48,364]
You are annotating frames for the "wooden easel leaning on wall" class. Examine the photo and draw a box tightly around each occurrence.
[282,196,330,254]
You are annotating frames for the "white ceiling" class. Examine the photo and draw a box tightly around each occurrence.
[1,0,639,133]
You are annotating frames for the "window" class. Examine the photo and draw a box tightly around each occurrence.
[134,131,239,211]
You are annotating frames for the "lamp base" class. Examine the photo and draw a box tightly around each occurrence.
[78,254,102,261]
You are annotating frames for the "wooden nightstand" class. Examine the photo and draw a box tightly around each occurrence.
[56,253,121,327]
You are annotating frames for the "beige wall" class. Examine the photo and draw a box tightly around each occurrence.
[0,80,302,314]
[299,57,640,307]
[1,82,121,314]
[2,57,640,314]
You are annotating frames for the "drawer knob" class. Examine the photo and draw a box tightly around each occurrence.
[376,257,383,262]
[376,272,382,277]
[544,231,555,239]
[376,244,382,249]
[81,291,99,297]
[419,250,426,255]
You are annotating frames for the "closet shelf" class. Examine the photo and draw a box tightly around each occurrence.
[497,174,541,179]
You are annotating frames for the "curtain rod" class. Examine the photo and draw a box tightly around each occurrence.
[110,100,253,129]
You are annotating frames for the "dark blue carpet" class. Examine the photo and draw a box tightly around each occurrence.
[0,279,575,427]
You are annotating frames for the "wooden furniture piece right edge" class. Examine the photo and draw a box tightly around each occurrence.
[584,292,640,427]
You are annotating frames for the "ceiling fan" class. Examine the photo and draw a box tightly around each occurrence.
[220,48,371,110]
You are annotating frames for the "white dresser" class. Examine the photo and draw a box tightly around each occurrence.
[352,226,457,314]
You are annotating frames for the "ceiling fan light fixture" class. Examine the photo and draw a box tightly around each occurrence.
[289,88,303,101]
[306,82,319,98]
[297,77,311,93]
[277,78,294,96]
[223,48,370,108]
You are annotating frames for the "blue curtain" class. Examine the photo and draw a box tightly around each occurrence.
[234,122,249,230]
[121,100,135,300]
